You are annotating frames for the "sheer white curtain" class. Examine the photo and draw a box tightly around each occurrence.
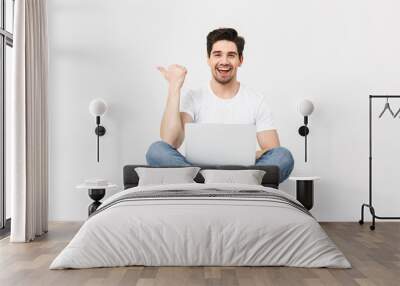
[9,0,48,242]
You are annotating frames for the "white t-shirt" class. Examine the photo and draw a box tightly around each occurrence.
[180,83,275,132]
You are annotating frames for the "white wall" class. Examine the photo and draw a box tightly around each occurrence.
[48,0,400,221]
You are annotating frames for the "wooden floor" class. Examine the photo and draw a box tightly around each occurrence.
[0,222,399,286]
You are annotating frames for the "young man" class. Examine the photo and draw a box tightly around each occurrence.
[146,28,294,182]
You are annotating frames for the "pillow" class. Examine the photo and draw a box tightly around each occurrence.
[135,167,201,186]
[200,169,266,185]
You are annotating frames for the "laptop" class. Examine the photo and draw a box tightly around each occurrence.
[184,123,256,165]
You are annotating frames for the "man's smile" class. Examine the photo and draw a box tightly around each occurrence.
[216,66,232,76]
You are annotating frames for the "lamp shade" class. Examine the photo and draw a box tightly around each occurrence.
[89,99,107,117]
[298,99,314,116]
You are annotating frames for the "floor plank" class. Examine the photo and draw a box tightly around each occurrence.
[0,222,399,286]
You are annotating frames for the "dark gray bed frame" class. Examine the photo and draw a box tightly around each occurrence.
[123,165,280,189]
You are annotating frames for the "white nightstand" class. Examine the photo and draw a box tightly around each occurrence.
[289,176,320,210]
[76,182,117,216]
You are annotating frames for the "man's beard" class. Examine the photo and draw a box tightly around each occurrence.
[213,72,234,85]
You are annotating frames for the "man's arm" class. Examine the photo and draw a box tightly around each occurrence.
[256,129,280,159]
[158,65,192,149]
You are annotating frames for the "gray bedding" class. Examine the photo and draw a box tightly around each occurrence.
[50,183,351,269]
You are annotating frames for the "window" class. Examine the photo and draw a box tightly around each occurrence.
[0,0,14,234]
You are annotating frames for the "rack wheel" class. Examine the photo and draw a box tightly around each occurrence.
[358,220,364,225]
[370,225,375,231]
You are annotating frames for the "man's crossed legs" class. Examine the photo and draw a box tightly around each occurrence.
[146,141,294,183]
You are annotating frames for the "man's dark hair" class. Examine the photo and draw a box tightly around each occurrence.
[207,28,245,58]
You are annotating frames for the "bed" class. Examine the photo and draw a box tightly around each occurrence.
[50,165,351,269]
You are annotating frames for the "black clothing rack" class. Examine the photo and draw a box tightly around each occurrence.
[359,95,400,230]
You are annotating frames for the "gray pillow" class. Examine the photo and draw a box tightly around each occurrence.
[135,167,201,186]
[200,169,266,185]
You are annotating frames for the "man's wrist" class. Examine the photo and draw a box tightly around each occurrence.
[168,83,182,92]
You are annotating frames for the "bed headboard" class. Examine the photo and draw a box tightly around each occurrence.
[123,165,280,189]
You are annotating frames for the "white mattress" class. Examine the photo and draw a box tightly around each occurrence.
[50,183,351,269]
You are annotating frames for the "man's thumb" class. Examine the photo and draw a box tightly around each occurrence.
[157,66,167,75]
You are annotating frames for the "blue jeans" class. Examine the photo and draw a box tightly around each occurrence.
[146,141,294,183]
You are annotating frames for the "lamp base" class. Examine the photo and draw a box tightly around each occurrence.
[298,126,309,137]
[95,126,106,136]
